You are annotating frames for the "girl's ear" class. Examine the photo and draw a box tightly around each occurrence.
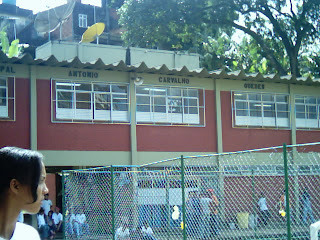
[9,179,21,195]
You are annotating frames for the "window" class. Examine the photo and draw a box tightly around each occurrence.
[0,77,14,120]
[233,91,289,128]
[295,95,320,129]
[136,86,204,125]
[52,80,129,123]
[78,14,87,28]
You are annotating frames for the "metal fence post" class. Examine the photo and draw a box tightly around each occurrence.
[181,155,187,240]
[283,143,292,240]
[111,166,115,240]
[61,171,66,240]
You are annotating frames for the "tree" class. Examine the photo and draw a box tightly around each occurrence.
[118,0,320,77]
[118,0,229,51]
[202,0,320,76]
[0,26,26,58]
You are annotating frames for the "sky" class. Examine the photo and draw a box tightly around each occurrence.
[2,0,101,13]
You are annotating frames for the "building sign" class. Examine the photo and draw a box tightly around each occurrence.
[244,83,265,89]
[68,70,99,78]
[159,76,190,84]
[0,66,15,73]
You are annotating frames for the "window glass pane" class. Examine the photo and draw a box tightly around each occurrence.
[184,98,197,107]
[58,92,72,101]
[137,96,150,104]
[295,97,304,103]
[236,109,248,116]
[151,88,166,95]
[95,102,110,110]
[76,102,91,109]
[234,92,246,100]
[183,89,198,97]
[0,89,6,98]
[113,96,128,104]
[112,85,127,93]
[308,112,317,119]
[154,97,165,105]
[94,84,110,92]
[296,105,305,113]
[306,97,316,104]
[276,95,288,103]
[277,104,288,112]
[264,110,275,117]
[235,101,248,110]
[154,106,166,113]
[0,79,6,86]
[56,82,73,90]
[76,92,91,101]
[95,93,110,103]
[248,94,260,101]
[262,94,273,102]
[113,103,128,111]
[58,101,72,108]
[0,98,6,106]
[169,105,182,113]
[76,83,91,91]
[168,88,181,96]
[250,102,261,111]
[136,87,149,94]
[137,105,150,112]
[250,110,262,117]
[277,112,288,118]
[187,107,198,114]
[296,112,305,118]
[263,103,275,110]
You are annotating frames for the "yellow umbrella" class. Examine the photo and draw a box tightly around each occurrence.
[80,22,105,43]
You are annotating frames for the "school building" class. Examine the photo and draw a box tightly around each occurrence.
[0,41,320,207]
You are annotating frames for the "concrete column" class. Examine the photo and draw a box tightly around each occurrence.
[129,73,138,165]
[29,66,37,150]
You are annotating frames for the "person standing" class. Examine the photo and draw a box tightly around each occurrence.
[257,193,269,226]
[0,146,49,240]
[186,191,201,236]
[199,192,212,239]
[41,194,52,218]
[301,190,315,224]
[207,189,219,236]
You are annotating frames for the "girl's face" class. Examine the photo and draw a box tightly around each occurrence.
[22,162,49,214]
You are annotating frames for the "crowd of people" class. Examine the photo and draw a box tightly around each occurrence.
[36,194,63,240]
[185,189,220,239]
[115,221,158,240]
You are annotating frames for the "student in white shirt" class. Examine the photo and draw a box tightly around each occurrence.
[52,207,63,232]
[0,147,49,240]
[258,193,269,226]
[141,221,157,240]
[40,194,52,216]
[37,208,49,239]
[115,223,130,240]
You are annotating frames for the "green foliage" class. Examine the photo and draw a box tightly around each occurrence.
[117,0,320,77]
[0,28,24,58]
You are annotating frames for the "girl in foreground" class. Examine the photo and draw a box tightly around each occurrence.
[0,147,49,240]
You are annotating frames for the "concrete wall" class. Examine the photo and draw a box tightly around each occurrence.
[36,41,200,69]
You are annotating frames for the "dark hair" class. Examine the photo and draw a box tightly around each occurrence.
[0,146,43,203]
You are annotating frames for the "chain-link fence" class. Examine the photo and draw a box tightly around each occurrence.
[62,142,320,239]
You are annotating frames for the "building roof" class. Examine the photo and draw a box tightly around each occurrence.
[1,51,320,86]
[0,3,33,18]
